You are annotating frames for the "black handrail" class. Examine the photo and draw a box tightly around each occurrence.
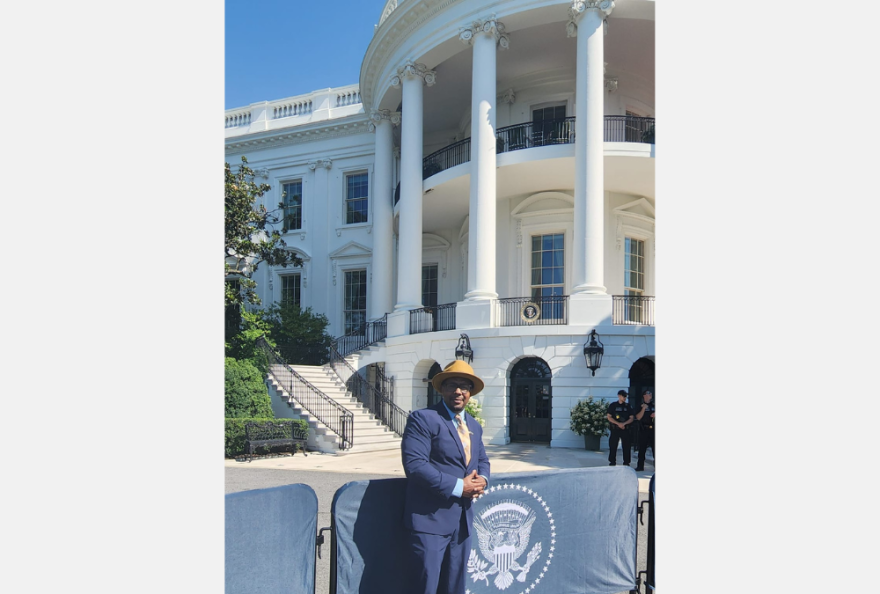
[612,295,655,326]
[421,115,656,178]
[257,336,354,450]
[409,303,457,334]
[496,295,569,327]
[330,315,388,358]
[328,343,410,437]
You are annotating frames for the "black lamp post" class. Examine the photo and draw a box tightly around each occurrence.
[455,333,474,365]
[583,329,604,376]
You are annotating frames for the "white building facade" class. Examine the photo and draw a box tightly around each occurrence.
[226,0,655,449]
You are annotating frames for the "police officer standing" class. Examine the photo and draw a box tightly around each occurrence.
[635,390,655,471]
[606,390,634,466]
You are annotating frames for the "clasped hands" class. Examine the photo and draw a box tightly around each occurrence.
[461,469,487,500]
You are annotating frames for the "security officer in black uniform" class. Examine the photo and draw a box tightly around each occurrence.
[635,389,655,471]
[606,390,634,466]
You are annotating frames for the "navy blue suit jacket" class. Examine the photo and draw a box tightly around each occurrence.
[401,402,490,536]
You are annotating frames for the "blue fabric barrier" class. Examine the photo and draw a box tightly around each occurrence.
[226,483,318,594]
[331,467,638,594]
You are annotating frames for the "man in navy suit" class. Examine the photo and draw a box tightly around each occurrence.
[401,360,491,594]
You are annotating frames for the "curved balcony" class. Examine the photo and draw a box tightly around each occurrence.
[421,115,655,180]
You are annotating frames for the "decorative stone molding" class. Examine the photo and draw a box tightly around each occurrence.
[390,60,436,88]
[308,158,333,170]
[605,78,618,92]
[368,109,402,132]
[567,0,615,37]
[459,15,509,49]
[255,167,269,179]
[516,219,523,246]
[501,88,516,105]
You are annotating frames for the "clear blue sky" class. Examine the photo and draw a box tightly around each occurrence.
[225,0,384,109]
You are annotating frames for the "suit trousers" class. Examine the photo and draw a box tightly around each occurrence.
[407,511,471,594]
[608,426,632,465]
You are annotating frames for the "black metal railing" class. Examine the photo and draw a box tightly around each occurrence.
[421,115,656,178]
[605,115,655,143]
[409,303,457,334]
[331,315,388,358]
[496,295,569,327]
[374,362,395,404]
[612,295,655,326]
[422,138,470,179]
[328,343,410,437]
[257,337,354,450]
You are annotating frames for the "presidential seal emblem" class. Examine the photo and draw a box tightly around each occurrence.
[520,302,541,323]
[466,483,555,593]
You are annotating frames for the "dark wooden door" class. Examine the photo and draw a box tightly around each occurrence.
[509,358,553,443]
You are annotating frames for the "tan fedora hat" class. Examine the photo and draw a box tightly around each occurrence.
[431,360,485,396]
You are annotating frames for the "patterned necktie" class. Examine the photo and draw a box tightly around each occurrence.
[455,413,471,466]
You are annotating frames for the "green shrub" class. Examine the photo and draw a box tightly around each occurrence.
[225,417,310,458]
[264,301,332,366]
[570,396,609,437]
[225,357,274,418]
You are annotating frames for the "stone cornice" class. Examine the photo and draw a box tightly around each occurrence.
[459,14,509,49]
[224,115,372,154]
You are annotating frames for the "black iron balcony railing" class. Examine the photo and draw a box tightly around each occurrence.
[328,342,409,437]
[331,315,388,358]
[612,295,655,326]
[422,115,655,179]
[409,303,457,335]
[257,336,354,450]
[496,295,569,327]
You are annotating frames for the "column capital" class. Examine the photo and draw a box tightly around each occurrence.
[390,60,436,88]
[567,0,614,37]
[500,88,516,105]
[369,109,401,132]
[459,15,510,49]
[307,158,333,170]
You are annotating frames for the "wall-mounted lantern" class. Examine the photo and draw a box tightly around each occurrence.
[455,333,474,365]
[583,329,604,377]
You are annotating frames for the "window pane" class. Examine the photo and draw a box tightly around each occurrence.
[542,269,552,284]
[553,233,563,249]
[542,235,553,251]
[542,252,552,268]
[553,268,563,284]
[532,236,540,251]
[553,250,564,267]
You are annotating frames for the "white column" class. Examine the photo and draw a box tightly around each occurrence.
[369,109,400,319]
[569,0,613,294]
[460,16,508,301]
[391,61,436,312]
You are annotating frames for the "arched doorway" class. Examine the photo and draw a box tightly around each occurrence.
[629,357,655,409]
[426,362,442,408]
[509,358,552,443]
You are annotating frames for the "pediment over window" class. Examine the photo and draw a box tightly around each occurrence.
[613,197,655,224]
[283,246,311,262]
[328,241,372,259]
[512,192,575,218]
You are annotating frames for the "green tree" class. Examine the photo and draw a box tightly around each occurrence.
[265,301,333,365]
[225,357,274,418]
[225,156,301,308]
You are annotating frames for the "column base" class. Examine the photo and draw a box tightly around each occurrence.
[463,290,498,301]
[386,310,410,338]
[455,299,494,330]
[568,293,613,326]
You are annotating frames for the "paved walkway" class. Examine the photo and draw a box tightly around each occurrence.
[225,441,654,492]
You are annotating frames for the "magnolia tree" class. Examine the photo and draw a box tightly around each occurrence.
[225,156,301,308]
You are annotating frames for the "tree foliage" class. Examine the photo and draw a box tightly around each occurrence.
[225,357,275,418]
[265,301,333,366]
[225,156,301,307]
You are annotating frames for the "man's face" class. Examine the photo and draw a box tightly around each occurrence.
[643,392,653,403]
[441,378,473,413]
[618,393,627,404]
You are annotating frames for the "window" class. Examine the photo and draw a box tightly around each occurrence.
[531,234,564,298]
[281,274,301,307]
[624,237,645,322]
[422,264,438,308]
[281,180,302,232]
[532,104,567,146]
[345,172,369,224]
[343,270,367,333]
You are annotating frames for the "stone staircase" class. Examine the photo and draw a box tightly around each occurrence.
[267,363,402,455]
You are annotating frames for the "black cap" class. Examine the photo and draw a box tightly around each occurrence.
[617,390,628,396]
